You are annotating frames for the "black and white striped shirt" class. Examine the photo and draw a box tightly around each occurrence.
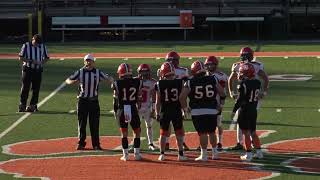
[68,68,109,98]
[19,42,49,70]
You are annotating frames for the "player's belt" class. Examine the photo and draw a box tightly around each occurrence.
[191,108,218,116]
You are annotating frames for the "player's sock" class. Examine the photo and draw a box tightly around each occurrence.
[237,124,243,144]
[252,134,261,149]
[218,134,223,144]
[147,127,153,145]
[133,138,140,148]
[122,137,128,149]
[201,148,207,157]
[244,131,252,152]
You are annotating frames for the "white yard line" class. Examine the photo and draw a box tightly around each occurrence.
[0,82,66,140]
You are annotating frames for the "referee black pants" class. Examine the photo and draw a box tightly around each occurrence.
[20,67,42,106]
[77,98,100,147]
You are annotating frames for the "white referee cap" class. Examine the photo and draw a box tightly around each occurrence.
[84,54,95,61]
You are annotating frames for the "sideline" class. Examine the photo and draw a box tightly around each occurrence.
[0,82,66,140]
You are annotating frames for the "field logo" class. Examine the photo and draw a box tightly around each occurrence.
[269,74,312,81]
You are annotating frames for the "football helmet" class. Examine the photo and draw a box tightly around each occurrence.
[191,60,206,76]
[204,56,219,72]
[160,62,175,78]
[204,56,219,65]
[165,51,180,68]
[117,63,132,78]
[137,63,151,79]
[240,47,254,62]
[239,63,255,79]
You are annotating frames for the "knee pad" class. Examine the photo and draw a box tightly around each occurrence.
[160,129,168,136]
[120,128,128,133]
[175,129,184,136]
[133,127,141,134]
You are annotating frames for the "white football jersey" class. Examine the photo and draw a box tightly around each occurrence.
[157,66,189,79]
[231,60,264,78]
[213,71,228,94]
[140,78,157,110]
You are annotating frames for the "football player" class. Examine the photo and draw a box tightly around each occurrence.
[155,62,188,161]
[113,63,143,161]
[228,47,269,150]
[231,63,263,161]
[137,64,157,151]
[180,60,225,161]
[204,56,228,151]
[157,51,190,151]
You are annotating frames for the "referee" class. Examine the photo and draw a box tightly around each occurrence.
[65,54,114,150]
[18,34,49,112]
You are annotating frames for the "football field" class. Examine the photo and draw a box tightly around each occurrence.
[0,42,319,180]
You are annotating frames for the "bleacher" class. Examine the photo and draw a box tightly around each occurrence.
[0,0,34,19]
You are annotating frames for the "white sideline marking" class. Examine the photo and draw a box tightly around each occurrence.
[59,58,64,61]
[188,57,193,60]
[68,110,76,114]
[0,82,66,140]
[155,57,160,60]
[317,56,320,59]
[123,58,128,61]
[220,56,225,59]
[284,56,288,59]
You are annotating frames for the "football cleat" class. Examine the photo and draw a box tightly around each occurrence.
[158,154,165,161]
[217,143,223,152]
[212,148,219,160]
[195,155,208,162]
[178,155,188,161]
[255,149,264,159]
[240,152,253,162]
[148,144,156,151]
[134,153,142,160]
[120,154,129,161]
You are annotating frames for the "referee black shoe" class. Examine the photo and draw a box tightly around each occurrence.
[26,105,38,112]
[18,105,26,112]
[93,146,103,151]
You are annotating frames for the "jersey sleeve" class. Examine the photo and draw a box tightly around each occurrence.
[18,43,26,57]
[68,70,80,81]
[99,70,110,81]
[43,44,49,59]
